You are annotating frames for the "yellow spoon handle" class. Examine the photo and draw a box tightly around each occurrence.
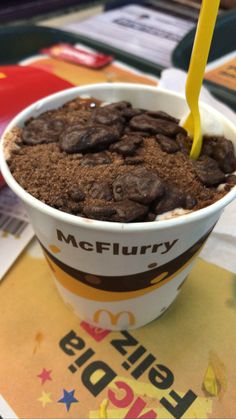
[190,109,202,159]
[185,0,220,108]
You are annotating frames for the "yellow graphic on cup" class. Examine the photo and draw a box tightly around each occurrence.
[93,309,135,327]
[49,244,61,254]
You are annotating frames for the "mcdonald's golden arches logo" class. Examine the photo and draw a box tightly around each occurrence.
[93,309,136,327]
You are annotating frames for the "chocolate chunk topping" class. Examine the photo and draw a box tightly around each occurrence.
[60,125,120,153]
[226,174,236,186]
[54,197,64,208]
[23,118,65,145]
[67,201,83,214]
[111,200,148,222]
[63,96,101,111]
[83,200,148,222]
[211,137,236,173]
[129,114,185,136]
[59,123,85,134]
[104,101,131,111]
[201,137,215,157]
[176,133,192,154]
[69,186,85,202]
[146,111,179,124]
[122,108,143,120]
[124,128,150,137]
[83,205,116,221]
[184,194,197,209]
[90,107,124,126]
[145,212,157,222]
[109,134,143,156]
[113,168,165,204]
[194,156,225,186]
[125,156,144,165]
[156,134,180,153]
[80,152,111,166]
[154,187,186,215]
[89,182,113,200]
[201,136,236,174]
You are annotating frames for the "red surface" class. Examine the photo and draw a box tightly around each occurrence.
[0,65,74,187]
[0,174,5,188]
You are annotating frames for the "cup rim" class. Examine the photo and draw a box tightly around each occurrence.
[0,82,236,232]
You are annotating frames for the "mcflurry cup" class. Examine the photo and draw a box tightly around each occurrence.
[1,83,236,330]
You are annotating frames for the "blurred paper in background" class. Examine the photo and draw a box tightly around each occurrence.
[65,4,195,68]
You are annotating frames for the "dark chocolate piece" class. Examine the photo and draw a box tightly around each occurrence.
[89,182,113,200]
[109,134,143,156]
[194,156,225,186]
[154,187,186,215]
[60,125,120,153]
[113,168,165,204]
[23,118,66,145]
[69,186,85,202]
[156,134,180,153]
[80,152,111,166]
[111,200,148,222]
[129,114,185,136]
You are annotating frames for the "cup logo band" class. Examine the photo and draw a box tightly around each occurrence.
[39,226,213,301]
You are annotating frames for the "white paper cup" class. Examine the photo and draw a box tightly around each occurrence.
[1,84,236,330]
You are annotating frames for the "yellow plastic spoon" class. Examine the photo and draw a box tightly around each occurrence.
[183,0,221,160]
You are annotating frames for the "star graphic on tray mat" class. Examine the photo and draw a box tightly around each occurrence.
[37,368,52,385]
[58,389,78,411]
[38,391,52,407]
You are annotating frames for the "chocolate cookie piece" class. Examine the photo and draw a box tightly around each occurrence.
[201,137,236,174]
[109,134,143,156]
[59,122,85,133]
[67,201,84,214]
[54,197,64,208]
[156,134,180,153]
[184,194,197,209]
[113,168,165,204]
[194,156,225,186]
[176,133,192,154]
[80,152,111,166]
[145,212,156,222]
[154,187,186,215]
[146,111,179,124]
[125,156,144,165]
[59,125,120,153]
[201,137,215,157]
[23,118,66,145]
[89,182,113,200]
[90,107,125,126]
[122,108,143,120]
[226,174,236,186]
[124,127,150,137]
[211,137,236,173]
[129,114,185,136]
[63,96,101,111]
[111,200,148,222]
[83,205,117,221]
[69,186,85,202]
[104,101,132,111]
